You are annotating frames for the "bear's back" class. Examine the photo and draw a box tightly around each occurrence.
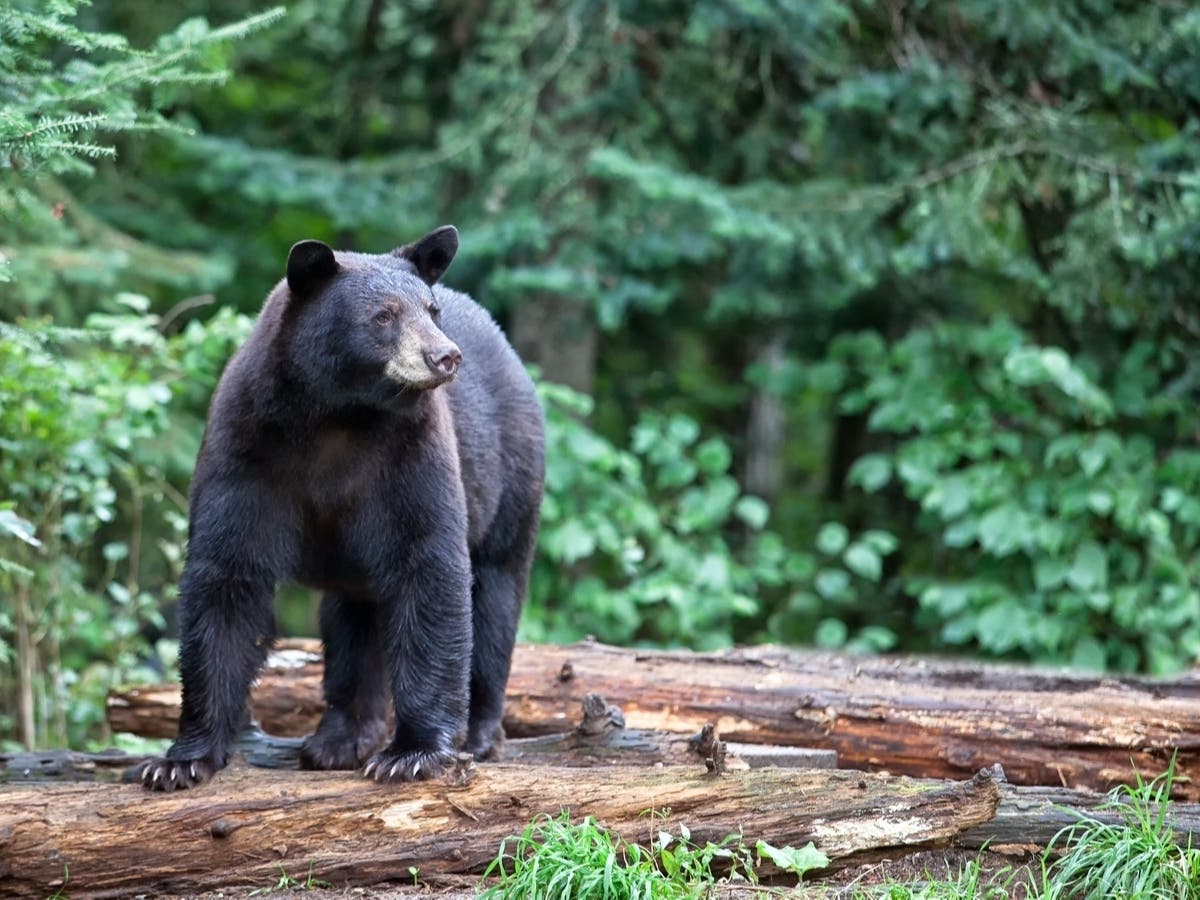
[435,287,544,550]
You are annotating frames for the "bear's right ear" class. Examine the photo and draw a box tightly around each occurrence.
[286,240,340,297]
[393,225,459,286]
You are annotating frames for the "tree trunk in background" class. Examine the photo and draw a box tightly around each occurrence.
[510,294,597,395]
[14,584,35,750]
[742,330,788,504]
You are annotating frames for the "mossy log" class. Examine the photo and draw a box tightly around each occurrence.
[107,639,1200,798]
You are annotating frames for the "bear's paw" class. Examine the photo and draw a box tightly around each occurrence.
[139,756,219,791]
[362,747,457,783]
[299,720,387,771]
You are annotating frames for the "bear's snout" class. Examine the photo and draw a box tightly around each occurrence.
[426,345,462,379]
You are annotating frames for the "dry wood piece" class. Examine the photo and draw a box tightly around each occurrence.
[107,639,1200,797]
[0,763,1002,898]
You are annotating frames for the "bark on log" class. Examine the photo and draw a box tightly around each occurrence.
[0,721,835,782]
[960,783,1200,854]
[107,640,1200,798]
[0,762,1001,899]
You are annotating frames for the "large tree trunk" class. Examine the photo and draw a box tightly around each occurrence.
[0,762,1002,899]
[107,640,1200,798]
[741,330,788,504]
[509,294,597,395]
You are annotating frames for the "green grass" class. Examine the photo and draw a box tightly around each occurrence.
[248,862,332,895]
[1039,756,1200,899]
[477,811,827,899]
[846,857,1024,899]
[478,759,1199,900]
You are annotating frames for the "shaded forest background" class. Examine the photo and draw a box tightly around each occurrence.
[3,0,1200,750]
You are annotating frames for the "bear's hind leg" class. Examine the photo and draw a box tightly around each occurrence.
[300,593,388,770]
[465,500,539,760]
[464,562,522,759]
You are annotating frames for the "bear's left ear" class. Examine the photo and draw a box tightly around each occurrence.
[394,225,459,286]
[287,240,340,297]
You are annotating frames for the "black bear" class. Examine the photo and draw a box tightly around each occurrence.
[140,226,544,790]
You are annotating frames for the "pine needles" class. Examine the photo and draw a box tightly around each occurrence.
[0,1,284,175]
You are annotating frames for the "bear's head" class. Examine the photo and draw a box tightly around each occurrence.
[281,226,463,408]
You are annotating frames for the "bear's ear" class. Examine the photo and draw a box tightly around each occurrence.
[394,225,459,286]
[287,240,340,297]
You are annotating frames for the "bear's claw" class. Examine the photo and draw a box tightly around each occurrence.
[139,756,218,791]
[362,747,456,783]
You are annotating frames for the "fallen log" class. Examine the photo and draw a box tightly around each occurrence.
[8,695,835,782]
[107,639,1200,798]
[0,763,1002,898]
[961,782,1200,854]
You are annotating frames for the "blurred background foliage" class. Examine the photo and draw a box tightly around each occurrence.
[3,0,1200,749]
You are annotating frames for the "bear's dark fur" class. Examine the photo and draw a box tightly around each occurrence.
[140,226,544,790]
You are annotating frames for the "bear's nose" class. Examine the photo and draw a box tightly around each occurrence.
[427,347,462,377]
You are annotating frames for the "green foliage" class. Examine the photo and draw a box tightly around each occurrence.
[0,307,252,747]
[828,319,1200,672]
[8,0,1200,747]
[0,0,280,315]
[530,380,898,650]
[1040,757,1200,900]
[853,759,1198,898]
[850,857,1020,899]
[61,0,1200,674]
[0,1,282,177]
[529,382,785,648]
[0,0,269,748]
[479,774,1200,899]
[479,811,827,899]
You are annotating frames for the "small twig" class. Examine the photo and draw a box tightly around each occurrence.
[157,294,214,334]
[445,795,480,822]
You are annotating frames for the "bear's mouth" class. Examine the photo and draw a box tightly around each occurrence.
[384,358,457,390]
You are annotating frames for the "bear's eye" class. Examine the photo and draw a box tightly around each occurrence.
[373,309,395,326]
[428,302,441,320]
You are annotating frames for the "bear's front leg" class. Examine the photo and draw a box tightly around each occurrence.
[140,558,276,790]
[140,478,285,791]
[362,535,473,783]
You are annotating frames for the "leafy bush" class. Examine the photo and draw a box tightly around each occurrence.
[528,380,898,651]
[0,306,252,749]
[823,319,1200,673]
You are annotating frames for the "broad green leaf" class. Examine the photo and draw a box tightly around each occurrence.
[755,840,830,876]
[815,567,851,600]
[816,522,849,556]
[1067,541,1108,592]
[848,453,892,492]
[843,542,882,582]
[814,618,848,648]
[733,495,770,530]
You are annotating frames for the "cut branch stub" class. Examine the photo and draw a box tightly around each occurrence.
[576,693,625,737]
